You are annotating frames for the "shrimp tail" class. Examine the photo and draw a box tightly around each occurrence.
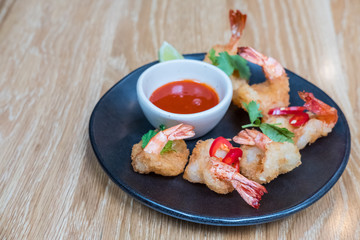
[231,178,267,209]
[144,124,195,154]
[238,46,266,66]
[228,10,247,52]
[144,131,168,154]
[238,47,286,82]
[233,130,256,146]
[204,9,247,63]
[298,91,338,126]
[233,129,272,150]
[165,124,195,140]
[210,159,267,209]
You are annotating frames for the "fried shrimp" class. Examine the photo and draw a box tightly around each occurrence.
[209,159,267,209]
[232,47,290,120]
[131,124,195,176]
[266,91,338,149]
[183,139,234,194]
[204,9,247,62]
[233,129,301,184]
[184,138,267,209]
[203,9,248,91]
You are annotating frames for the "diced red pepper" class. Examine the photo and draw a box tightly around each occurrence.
[289,112,310,127]
[222,148,243,165]
[268,106,306,115]
[268,106,310,127]
[209,136,232,157]
[209,137,242,172]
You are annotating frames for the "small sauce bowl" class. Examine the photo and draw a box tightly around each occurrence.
[136,59,233,138]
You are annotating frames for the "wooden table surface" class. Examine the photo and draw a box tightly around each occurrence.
[1,0,359,239]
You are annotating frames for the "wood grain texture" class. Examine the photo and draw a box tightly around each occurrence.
[0,0,359,239]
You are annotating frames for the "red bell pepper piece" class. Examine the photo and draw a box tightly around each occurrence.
[289,112,310,127]
[222,148,243,165]
[268,106,306,115]
[209,136,232,157]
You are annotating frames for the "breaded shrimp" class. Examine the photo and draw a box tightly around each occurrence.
[209,159,267,209]
[232,47,290,120]
[266,91,338,149]
[184,138,267,209]
[203,9,248,91]
[131,124,195,176]
[183,139,234,194]
[233,129,301,184]
[204,10,247,62]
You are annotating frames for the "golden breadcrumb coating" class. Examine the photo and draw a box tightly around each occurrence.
[183,139,234,194]
[266,115,333,150]
[232,76,290,121]
[131,140,189,176]
[240,142,301,184]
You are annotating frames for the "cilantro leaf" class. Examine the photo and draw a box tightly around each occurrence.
[160,140,175,154]
[207,50,251,80]
[231,54,251,80]
[141,129,157,148]
[209,48,218,65]
[243,101,263,124]
[141,125,176,153]
[217,52,235,76]
[260,123,294,143]
[241,100,294,143]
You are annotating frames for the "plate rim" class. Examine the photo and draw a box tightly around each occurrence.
[89,53,351,226]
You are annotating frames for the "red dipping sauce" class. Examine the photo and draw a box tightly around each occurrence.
[149,79,219,114]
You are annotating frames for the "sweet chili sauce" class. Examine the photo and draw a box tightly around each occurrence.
[149,79,219,114]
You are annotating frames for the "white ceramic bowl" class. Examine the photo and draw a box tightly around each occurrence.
[136,59,233,138]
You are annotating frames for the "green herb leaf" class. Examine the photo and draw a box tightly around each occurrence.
[207,50,251,80]
[217,52,236,76]
[254,119,262,125]
[241,123,257,128]
[209,48,218,65]
[231,54,251,80]
[141,129,157,148]
[141,125,176,153]
[260,123,294,143]
[160,140,175,154]
[243,101,263,124]
[241,100,294,143]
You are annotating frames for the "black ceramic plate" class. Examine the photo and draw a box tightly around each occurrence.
[89,53,350,226]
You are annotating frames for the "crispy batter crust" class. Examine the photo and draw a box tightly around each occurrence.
[131,140,189,176]
[240,142,301,184]
[183,139,234,194]
[293,118,332,149]
[232,75,290,121]
[266,116,333,150]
